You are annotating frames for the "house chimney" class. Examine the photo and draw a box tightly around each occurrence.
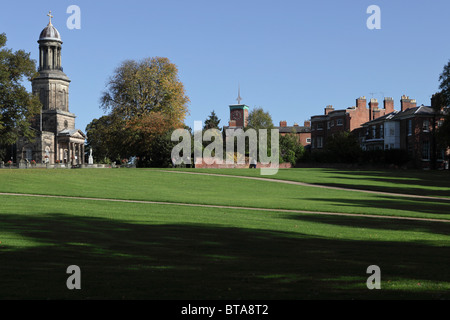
[400,95,417,112]
[369,98,379,121]
[384,97,394,114]
[356,96,366,109]
[279,121,287,127]
[304,120,311,128]
[324,105,334,115]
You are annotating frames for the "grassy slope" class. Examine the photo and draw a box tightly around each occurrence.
[0,195,449,299]
[179,168,450,198]
[0,169,449,220]
[0,168,449,299]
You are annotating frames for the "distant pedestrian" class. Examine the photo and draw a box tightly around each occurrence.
[249,157,257,169]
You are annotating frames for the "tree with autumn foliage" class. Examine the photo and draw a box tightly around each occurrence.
[88,57,190,166]
[101,57,189,123]
[125,111,185,166]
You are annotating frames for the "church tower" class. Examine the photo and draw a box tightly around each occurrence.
[16,12,86,166]
[32,11,74,132]
[228,86,249,128]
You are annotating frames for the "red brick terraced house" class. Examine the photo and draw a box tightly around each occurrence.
[359,96,449,169]
[276,121,311,147]
[310,96,395,150]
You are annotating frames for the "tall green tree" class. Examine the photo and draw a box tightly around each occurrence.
[85,113,128,163]
[279,131,304,166]
[243,107,274,160]
[94,57,190,166]
[430,92,446,169]
[439,60,450,106]
[0,33,41,146]
[101,57,189,124]
[203,110,221,130]
[437,61,450,150]
[324,131,361,163]
[247,107,274,130]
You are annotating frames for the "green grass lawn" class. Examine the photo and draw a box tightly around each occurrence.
[175,167,450,198]
[0,168,449,299]
[0,168,449,220]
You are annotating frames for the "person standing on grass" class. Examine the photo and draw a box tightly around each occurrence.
[249,157,257,169]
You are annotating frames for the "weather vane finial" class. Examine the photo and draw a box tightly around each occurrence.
[236,84,242,105]
[47,11,53,24]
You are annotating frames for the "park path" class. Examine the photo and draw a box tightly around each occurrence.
[0,191,449,224]
[159,170,450,202]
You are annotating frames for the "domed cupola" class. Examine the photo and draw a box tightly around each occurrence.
[37,11,65,72]
[39,22,62,43]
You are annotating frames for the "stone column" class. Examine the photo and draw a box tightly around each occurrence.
[55,140,59,163]
[58,48,62,69]
[77,143,81,165]
[72,142,75,165]
[52,47,55,69]
[81,144,85,164]
[39,47,43,69]
[47,47,52,69]
[68,142,72,165]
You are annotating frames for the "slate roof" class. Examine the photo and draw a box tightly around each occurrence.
[222,126,310,133]
[392,106,438,120]
[275,126,311,133]
[362,105,445,127]
[363,111,399,126]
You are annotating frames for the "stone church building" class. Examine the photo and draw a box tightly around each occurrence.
[16,15,86,165]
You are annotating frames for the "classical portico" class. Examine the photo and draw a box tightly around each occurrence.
[57,129,86,165]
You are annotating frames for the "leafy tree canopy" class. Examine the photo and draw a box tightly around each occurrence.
[437,61,450,148]
[247,107,274,130]
[0,33,41,145]
[90,57,190,166]
[439,60,450,106]
[324,131,361,163]
[203,110,221,130]
[85,113,128,163]
[100,57,189,124]
[279,131,304,166]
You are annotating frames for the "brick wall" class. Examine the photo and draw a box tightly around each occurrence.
[194,158,292,169]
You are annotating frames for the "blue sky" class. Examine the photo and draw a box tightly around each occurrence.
[1,0,450,132]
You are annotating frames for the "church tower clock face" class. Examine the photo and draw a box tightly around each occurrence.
[231,110,242,120]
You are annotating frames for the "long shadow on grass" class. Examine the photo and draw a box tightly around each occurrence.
[317,170,450,198]
[282,213,450,237]
[0,213,449,300]
[301,195,450,217]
